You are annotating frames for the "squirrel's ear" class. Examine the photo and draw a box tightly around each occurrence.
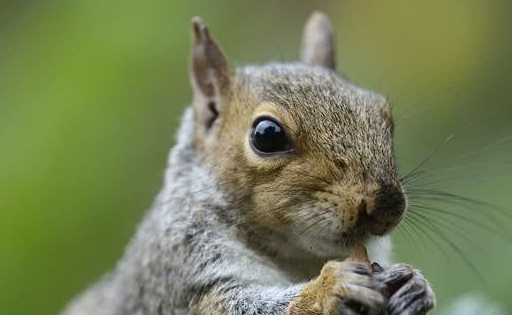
[190,17,230,131]
[300,11,335,70]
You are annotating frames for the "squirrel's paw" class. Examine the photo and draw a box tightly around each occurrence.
[375,264,436,315]
[287,260,387,315]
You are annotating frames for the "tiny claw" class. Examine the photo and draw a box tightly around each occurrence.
[371,262,384,273]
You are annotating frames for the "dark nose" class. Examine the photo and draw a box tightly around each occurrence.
[369,184,405,224]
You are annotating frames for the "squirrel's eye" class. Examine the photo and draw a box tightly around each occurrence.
[250,118,293,155]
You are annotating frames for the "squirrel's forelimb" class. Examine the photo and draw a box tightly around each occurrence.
[63,11,436,315]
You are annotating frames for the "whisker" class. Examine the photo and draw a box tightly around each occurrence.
[456,133,512,160]
[401,133,454,183]
[409,204,512,243]
[400,217,428,251]
[405,213,450,260]
[407,211,487,285]
[407,189,512,227]
[408,210,484,253]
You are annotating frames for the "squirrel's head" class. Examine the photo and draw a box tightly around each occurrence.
[188,12,405,257]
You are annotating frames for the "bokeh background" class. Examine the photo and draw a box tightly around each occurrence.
[1,1,511,314]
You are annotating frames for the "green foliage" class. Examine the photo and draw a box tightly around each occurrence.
[1,1,511,314]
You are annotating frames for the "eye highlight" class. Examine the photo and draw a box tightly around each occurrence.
[249,117,294,155]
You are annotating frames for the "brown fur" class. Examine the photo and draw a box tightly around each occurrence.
[287,261,385,315]
[62,12,435,315]
[197,62,401,256]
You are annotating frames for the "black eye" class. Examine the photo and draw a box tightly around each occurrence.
[250,118,293,155]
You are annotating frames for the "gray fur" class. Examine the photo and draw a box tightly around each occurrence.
[62,107,433,315]
[63,17,435,313]
[63,109,302,314]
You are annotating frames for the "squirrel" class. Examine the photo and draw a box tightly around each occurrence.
[63,11,436,315]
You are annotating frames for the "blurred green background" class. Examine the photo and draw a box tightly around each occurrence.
[1,1,511,314]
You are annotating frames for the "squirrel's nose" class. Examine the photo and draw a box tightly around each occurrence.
[371,183,405,222]
[360,183,405,234]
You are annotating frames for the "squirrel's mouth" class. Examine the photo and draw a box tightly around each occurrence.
[358,210,402,236]
[329,227,370,249]
[331,208,403,248]
[329,221,398,250]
